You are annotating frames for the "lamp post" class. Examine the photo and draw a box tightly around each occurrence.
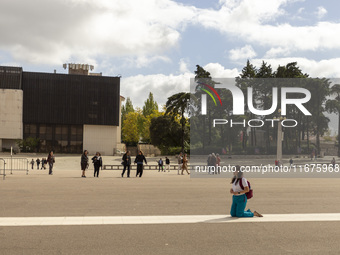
[274,110,285,164]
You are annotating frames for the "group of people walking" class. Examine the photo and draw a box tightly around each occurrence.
[157,157,170,172]
[121,150,147,178]
[30,158,48,170]
[30,151,55,175]
[177,152,189,175]
[121,151,189,177]
[207,153,221,174]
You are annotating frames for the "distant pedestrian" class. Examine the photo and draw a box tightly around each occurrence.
[47,151,55,175]
[134,151,147,178]
[121,151,131,177]
[165,157,170,172]
[216,154,221,174]
[230,166,262,218]
[92,152,102,177]
[207,154,212,166]
[181,154,190,175]
[30,159,34,169]
[36,158,40,169]
[41,158,46,170]
[81,150,88,178]
[331,157,336,167]
[289,158,293,167]
[177,152,183,175]
[210,153,217,174]
[158,158,164,172]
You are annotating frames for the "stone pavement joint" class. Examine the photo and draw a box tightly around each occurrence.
[1,213,340,226]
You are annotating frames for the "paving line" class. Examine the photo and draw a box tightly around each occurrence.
[1,213,340,226]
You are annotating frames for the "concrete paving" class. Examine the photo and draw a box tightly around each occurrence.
[1,155,340,254]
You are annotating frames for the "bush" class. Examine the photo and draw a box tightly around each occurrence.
[16,137,40,152]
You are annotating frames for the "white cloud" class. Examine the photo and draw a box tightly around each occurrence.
[316,6,327,19]
[197,0,340,53]
[0,0,196,66]
[251,57,340,77]
[121,72,194,108]
[229,45,257,61]
[179,58,190,73]
[203,63,239,77]
[120,62,240,108]
[264,47,290,58]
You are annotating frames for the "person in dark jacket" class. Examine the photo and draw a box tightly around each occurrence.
[165,157,170,172]
[134,151,147,178]
[92,152,102,177]
[36,158,40,170]
[121,151,131,178]
[158,158,164,172]
[30,159,35,169]
[47,151,55,175]
[81,150,88,178]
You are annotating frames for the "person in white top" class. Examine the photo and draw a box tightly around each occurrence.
[230,166,262,217]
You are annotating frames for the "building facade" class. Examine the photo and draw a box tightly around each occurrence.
[0,65,124,155]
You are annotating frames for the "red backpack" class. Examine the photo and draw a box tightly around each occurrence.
[239,178,253,199]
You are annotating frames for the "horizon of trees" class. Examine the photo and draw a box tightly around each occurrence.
[121,61,339,156]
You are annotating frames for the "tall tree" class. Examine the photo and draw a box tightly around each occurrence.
[237,60,257,148]
[122,112,140,145]
[194,65,211,78]
[194,65,215,147]
[121,97,134,117]
[307,78,330,154]
[241,60,257,78]
[121,97,134,132]
[165,92,190,153]
[326,84,340,156]
[143,92,158,117]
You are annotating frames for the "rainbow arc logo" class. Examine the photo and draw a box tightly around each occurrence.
[198,82,222,106]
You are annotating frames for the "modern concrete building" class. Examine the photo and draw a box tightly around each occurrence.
[0,64,124,155]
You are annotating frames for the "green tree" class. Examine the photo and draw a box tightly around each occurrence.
[121,97,134,132]
[150,115,183,153]
[326,84,340,156]
[165,92,190,153]
[143,92,158,117]
[121,97,134,118]
[305,78,330,154]
[241,60,257,78]
[141,110,163,143]
[122,112,140,145]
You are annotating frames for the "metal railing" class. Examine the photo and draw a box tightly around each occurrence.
[103,164,195,170]
[0,158,6,180]
[0,158,29,179]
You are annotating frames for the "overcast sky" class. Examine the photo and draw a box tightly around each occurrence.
[1,0,340,129]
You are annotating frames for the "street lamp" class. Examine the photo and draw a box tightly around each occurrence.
[274,109,285,164]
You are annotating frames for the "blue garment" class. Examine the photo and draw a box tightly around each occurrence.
[230,194,254,217]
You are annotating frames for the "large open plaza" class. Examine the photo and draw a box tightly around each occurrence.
[2,0,340,254]
[1,154,340,254]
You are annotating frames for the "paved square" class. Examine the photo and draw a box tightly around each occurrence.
[1,155,340,254]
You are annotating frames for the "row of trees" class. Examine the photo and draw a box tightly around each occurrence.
[190,61,340,156]
[122,61,340,156]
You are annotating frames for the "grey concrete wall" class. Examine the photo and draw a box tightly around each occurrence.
[138,144,161,157]
[0,89,23,141]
